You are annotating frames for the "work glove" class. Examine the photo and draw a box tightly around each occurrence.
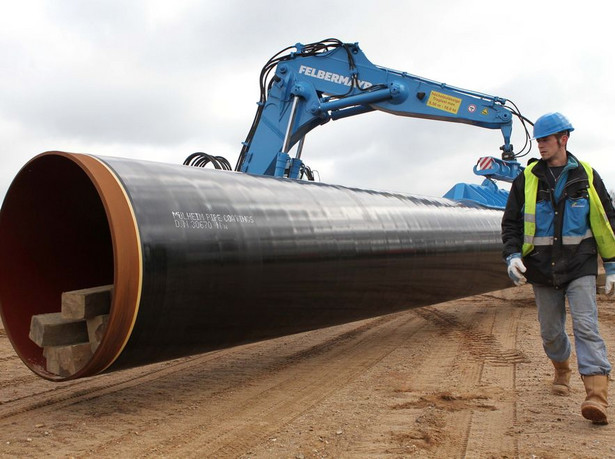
[506,253,527,286]
[604,262,615,296]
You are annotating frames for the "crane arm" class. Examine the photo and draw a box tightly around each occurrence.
[236,40,523,180]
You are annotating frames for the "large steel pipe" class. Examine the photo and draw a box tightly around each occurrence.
[0,152,511,381]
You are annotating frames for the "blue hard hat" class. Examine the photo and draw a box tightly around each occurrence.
[533,112,574,139]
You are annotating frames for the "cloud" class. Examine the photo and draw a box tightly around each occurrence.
[1,0,615,205]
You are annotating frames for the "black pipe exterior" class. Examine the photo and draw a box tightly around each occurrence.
[0,152,511,381]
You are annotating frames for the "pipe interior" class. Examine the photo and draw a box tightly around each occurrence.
[0,155,113,376]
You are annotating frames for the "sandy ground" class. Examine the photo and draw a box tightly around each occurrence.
[1,284,615,458]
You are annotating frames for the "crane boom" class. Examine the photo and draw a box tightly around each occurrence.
[236,40,524,187]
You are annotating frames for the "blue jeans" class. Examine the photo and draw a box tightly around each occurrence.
[532,275,611,376]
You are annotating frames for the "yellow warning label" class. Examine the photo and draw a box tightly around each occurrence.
[426,91,462,115]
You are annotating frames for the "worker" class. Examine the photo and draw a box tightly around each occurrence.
[501,112,615,425]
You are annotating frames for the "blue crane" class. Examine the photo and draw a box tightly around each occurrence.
[186,39,533,209]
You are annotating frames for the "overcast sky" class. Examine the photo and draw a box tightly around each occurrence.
[1,0,614,204]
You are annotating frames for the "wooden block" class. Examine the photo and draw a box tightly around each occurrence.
[29,313,89,347]
[61,285,113,320]
[43,347,71,377]
[87,314,109,352]
[44,343,92,375]
[62,343,92,374]
[45,356,63,376]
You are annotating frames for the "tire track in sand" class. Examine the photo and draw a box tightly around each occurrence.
[84,313,425,458]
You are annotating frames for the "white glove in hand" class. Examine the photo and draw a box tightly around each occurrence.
[507,257,527,286]
[605,274,615,295]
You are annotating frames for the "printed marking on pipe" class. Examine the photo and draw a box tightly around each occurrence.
[426,90,462,114]
[171,211,255,230]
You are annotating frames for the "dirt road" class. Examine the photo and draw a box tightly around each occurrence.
[1,285,614,458]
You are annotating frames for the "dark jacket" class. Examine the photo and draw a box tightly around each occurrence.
[501,152,615,287]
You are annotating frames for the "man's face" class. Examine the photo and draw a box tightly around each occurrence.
[536,134,567,165]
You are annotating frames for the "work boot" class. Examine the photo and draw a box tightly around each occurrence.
[551,359,572,395]
[581,374,609,425]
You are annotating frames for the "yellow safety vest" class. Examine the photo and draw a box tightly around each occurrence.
[522,161,615,258]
